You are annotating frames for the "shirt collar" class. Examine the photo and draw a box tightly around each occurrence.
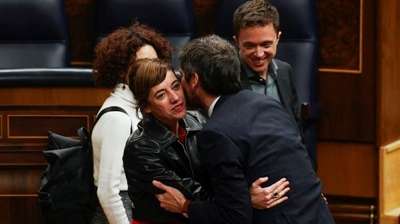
[269,59,278,80]
[208,96,221,117]
[240,54,279,81]
[111,83,136,107]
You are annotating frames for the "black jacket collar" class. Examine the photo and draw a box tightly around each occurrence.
[137,113,203,147]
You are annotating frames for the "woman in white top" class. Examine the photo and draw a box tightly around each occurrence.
[91,22,173,224]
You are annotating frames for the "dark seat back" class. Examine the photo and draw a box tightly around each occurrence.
[215,0,321,169]
[268,0,319,112]
[215,0,246,43]
[94,0,195,68]
[0,0,70,69]
[0,68,94,87]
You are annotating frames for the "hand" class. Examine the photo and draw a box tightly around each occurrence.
[152,180,187,213]
[250,177,290,209]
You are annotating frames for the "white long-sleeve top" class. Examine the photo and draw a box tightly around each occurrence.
[92,83,140,224]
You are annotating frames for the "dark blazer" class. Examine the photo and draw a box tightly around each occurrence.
[240,59,316,169]
[187,90,334,224]
[240,59,302,137]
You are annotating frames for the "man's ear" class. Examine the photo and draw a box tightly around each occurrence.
[191,72,200,88]
[277,31,282,42]
[233,35,238,45]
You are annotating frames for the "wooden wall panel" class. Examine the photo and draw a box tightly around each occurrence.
[318,72,374,142]
[0,197,45,224]
[376,0,400,146]
[0,151,46,167]
[317,0,361,72]
[0,105,103,224]
[317,0,375,142]
[0,169,44,194]
[0,106,102,150]
[376,1,400,223]
[8,115,89,138]
[0,168,47,223]
[316,142,377,198]
[0,87,109,106]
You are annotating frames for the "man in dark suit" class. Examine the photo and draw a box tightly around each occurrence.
[233,0,316,170]
[153,34,334,224]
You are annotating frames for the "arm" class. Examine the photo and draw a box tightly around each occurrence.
[153,176,290,212]
[123,136,204,199]
[96,114,131,224]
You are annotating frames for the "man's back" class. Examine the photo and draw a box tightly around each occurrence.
[198,90,333,224]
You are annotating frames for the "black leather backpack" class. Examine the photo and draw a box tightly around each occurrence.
[38,106,129,224]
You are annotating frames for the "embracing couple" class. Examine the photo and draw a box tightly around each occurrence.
[122,34,334,224]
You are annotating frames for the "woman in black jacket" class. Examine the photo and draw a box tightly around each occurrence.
[123,58,289,224]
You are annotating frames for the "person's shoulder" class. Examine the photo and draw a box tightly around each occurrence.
[273,58,291,68]
[128,125,142,141]
[233,90,284,113]
[235,89,270,102]
[273,59,293,78]
[125,125,160,154]
[97,101,134,120]
[186,109,207,126]
[215,91,282,114]
[98,110,132,128]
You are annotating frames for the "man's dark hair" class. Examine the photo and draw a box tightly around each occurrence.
[179,34,241,96]
[233,0,280,37]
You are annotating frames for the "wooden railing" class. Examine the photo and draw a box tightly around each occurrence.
[379,140,400,224]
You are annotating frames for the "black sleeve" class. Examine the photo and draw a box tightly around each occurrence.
[123,137,206,200]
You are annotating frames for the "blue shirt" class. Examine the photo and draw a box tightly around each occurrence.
[242,58,281,103]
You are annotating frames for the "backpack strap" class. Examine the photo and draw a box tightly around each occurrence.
[94,106,132,133]
[77,107,132,151]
